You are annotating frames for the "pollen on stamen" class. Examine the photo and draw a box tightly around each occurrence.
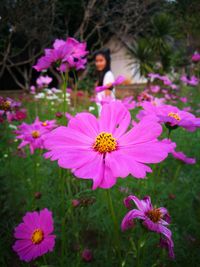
[32,130,40,138]
[147,208,163,223]
[93,132,117,153]
[168,112,181,121]
[31,228,44,244]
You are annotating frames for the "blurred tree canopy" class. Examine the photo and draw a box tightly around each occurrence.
[0,0,199,90]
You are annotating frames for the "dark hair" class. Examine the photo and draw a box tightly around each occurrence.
[94,48,111,86]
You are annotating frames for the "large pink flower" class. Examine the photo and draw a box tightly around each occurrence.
[44,102,174,189]
[137,102,200,132]
[13,208,56,262]
[121,195,174,259]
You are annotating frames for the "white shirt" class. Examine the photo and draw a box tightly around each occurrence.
[96,70,115,101]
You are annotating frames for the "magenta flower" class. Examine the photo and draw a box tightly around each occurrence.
[36,75,52,88]
[137,102,200,132]
[0,97,22,122]
[33,37,88,72]
[181,75,199,86]
[16,117,53,154]
[13,208,56,262]
[95,75,125,93]
[44,102,174,189]
[192,53,200,62]
[121,96,136,110]
[121,195,174,259]
[150,85,160,93]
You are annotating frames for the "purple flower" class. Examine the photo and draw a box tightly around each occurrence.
[13,208,56,262]
[36,75,52,88]
[121,195,174,259]
[192,53,200,62]
[181,75,199,86]
[81,248,93,262]
[33,37,88,72]
[16,117,55,154]
[137,102,200,132]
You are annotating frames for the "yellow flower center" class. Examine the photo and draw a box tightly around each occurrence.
[31,228,44,244]
[32,130,40,138]
[1,100,11,111]
[42,122,48,126]
[147,208,163,223]
[93,132,117,153]
[168,112,181,121]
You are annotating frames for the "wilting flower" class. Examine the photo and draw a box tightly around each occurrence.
[121,195,174,259]
[95,75,125,93]
[36,75,52,88]
[44,102,174,189]
[33,37,88,72]
[13,208,56,262]
[16,117,55,154]
[137,102,200,132]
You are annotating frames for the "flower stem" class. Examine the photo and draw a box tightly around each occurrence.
[106,190,122,264]
[73,70,78,109]
[61,71,68,124]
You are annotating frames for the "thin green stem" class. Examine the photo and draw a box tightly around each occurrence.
[73,70,78,109]
[106,190,122,264]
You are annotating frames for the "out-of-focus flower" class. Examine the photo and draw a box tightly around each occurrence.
[81,248,93,262]
[72,199,80,207]
[150,85,160,93]
[192,53,200,62]
[121,195,174,259]
[181,75,199,86]
[33,37,88,72]
[44,102,175,189]
[36,75,52,88]
[13,208,56,262]
[180,97,188,103]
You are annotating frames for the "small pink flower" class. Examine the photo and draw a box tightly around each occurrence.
[82,248,93,262]
[192,53,200,62]
[121,195,174,259]
[150,85,160,93]
[16,117,53,154]
[13,208,56,262]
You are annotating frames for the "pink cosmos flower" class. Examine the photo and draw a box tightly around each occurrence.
[44,102,174,189]
[181,75,199,86]
[95,75,125,93]
[121,96,136,110]
[137,102,200,132]
[0,97,22,122]
[192,53,200,62]
[33,37,88,72]
[16,117,54,154]
[180,97,188,103]
[30,85,36,94]
[36,75,52,88]
[121,195,174,259]
[150,85,160,93]
[13,208,56,262]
